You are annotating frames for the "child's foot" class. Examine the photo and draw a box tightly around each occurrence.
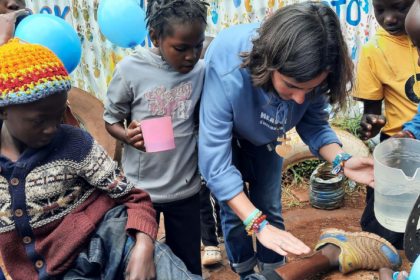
[202,246,222,265]
[315,229,402,274]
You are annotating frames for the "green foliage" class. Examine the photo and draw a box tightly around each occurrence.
[330,113,363,138]
[287,159,325,183]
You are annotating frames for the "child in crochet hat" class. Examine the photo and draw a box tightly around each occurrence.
[0,0,79,127]
[0,39,199,280]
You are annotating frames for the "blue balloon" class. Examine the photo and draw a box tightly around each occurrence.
[15,14,82,74]
[98,0,148,49]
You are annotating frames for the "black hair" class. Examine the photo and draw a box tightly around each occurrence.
[146,0,209,38]
[240,2,354,111]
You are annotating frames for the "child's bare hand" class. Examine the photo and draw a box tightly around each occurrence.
[379,268,408,280]
[0,10,28,46]
[125,120,145,151]
[126,233,156,280]
[391,131,414,139]
[359,114,386,141]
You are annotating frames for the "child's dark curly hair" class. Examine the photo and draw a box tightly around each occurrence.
[240,2,354,111]
[146,0,209,38]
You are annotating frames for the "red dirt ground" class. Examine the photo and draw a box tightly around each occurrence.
[158,190,413,280]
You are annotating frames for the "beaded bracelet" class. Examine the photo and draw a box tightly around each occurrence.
[247,216,268,235]
[245,212,262,232]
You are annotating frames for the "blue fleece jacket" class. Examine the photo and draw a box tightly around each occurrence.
[199,22,341,202]
[402,104,420,139]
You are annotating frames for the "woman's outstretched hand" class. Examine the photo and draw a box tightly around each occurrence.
[256,224,311,256]
[343,156,374,188]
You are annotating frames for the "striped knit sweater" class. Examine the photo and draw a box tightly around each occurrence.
[0,124,158,280]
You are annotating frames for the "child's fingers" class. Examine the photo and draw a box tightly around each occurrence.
[127,120,141,130]
[359,127,371,140]
[360,121,372,131]
[126,128,141,138]
[365,114,378,125]
[399,271,409,280]
[377,115,386,125]
[132,140,145,150]
[129,134,143,144]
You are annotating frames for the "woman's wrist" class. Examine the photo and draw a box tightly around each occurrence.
[331,152,352,176]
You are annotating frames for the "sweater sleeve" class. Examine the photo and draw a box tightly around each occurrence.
[198,63,243,202]
[295,95,342,158]
[78,137,157,241]
[402,103,420,139]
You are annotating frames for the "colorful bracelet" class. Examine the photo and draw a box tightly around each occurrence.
[332,152,350,166]
[259,220,269,232]
[245,212,262,232]
[403,131,415,139]
[247,216,268,235]
[331,153,352,176]
[244,209,260,226]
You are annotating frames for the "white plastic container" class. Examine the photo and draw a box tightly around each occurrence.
[374,138,420,233]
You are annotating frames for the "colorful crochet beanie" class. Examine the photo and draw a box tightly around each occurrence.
[0,39,72,108]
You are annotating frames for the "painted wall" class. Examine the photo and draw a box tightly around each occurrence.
[25,0,379,102]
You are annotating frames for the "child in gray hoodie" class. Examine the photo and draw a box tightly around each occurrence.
[103,0,209,276]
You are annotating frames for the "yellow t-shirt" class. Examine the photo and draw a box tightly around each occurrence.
[354,28,420,136]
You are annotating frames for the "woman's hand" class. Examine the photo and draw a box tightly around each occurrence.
[125,233,156,280]
[256,224,311,256]
[0,10,28,46]
[343,156,374,188]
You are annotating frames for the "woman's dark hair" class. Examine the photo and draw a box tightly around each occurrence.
[240,2,353,110]
[146,0,209,38]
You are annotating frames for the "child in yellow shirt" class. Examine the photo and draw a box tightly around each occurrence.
[354,0,419,250]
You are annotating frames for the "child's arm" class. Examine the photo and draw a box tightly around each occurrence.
[78,136,158,278]
[359,100,386,141]
[104,65,146,150]
[400,103,420,139]
[78,135,158,241]
[353,47,386,140]
[105,120,145,150]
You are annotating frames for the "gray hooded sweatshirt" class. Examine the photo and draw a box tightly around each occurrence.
[104,48,205,203]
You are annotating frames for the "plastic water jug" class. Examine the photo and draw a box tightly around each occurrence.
[374,138,420,233]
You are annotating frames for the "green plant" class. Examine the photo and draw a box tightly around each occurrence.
[287,159,326,181]
[330,112,363,138]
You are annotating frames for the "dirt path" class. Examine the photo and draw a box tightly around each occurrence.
[201,191,412,280]
[157,188,412,279]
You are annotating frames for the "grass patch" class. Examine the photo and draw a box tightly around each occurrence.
[330,112,363,138]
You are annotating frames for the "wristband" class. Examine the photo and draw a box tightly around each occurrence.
[259,220,269,232]
[331,154,352,176]
[244,209,260,226]
[333,152,350,166]
[403,131,415,139]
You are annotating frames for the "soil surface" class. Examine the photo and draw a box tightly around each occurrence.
[158,186,413,280]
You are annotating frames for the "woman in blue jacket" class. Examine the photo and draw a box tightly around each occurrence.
[199,2,375,279]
